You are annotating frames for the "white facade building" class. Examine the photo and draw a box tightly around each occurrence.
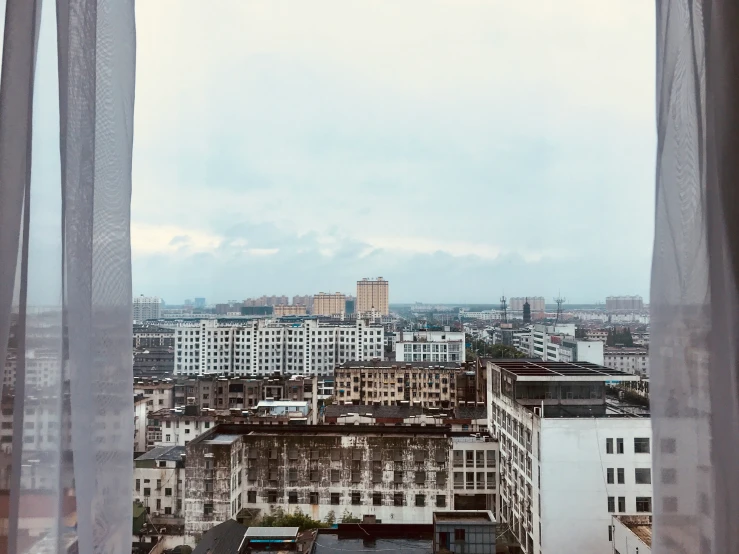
[134,295,163,322]
[486,359,651,554]
[134,445,186,519]
[603,347,650,377]
[518,325,604,365]
[395,330,465,363]
[171,318,384,377]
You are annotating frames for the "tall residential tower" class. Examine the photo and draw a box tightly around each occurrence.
[356,277,389,316]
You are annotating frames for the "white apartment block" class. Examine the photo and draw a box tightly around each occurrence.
[356,277,389,316]
[486,359,651,554]
[134,445,186,519]
[451,436,499,516]
[172,318,384,377]
[603,347,650,377]
[395,330,465,363]
[134,295,163,322]
[518,325,604,365]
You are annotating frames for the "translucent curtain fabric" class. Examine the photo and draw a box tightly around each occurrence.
[653,1,739,553]
[0,0,135,551]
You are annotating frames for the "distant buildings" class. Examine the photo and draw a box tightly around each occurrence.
[487,359,650,554]
[171,318,384,377]
[313,293,346,317]
[243,295,289,307]
[516,324,604,365]
[606,296,644,312]
[509,297,545,312]
[273,304,306,316]
[356,277,389,316]
[292,295,314,312]
[133,295,163,322]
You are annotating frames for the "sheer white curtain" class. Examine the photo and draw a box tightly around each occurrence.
[0,0,135,552]
[653,1,739,553]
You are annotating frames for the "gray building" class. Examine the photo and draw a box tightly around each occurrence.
[433,510,496,554]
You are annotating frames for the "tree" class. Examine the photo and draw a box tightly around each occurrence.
[340,510,361,523]
[260,507,328,531]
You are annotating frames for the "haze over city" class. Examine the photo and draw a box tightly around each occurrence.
[129,1,656,304]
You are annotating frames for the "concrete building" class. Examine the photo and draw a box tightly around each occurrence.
[509,298,545,313]
[292,295,314,312]
[183,423,497,539]
[604,347,650,377]
[244,296,289,307]
[171,318,384,377]
[133,324,175,348]
[312,293,346,317]
[273,305,307,317]
[134,295,163,322]
[335,362,460,408]
[356,277,389,316]
[486,360,651,554]
[611,515,652,554]
[585,328,609,343]
[606,296,645,312]
[134,445,186,519]
[518,325,604,365]
[134,380,175,412]
[395,330,465,363]
[433,511,496,554]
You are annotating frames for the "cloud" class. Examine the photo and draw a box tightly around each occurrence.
[128,0,656,303]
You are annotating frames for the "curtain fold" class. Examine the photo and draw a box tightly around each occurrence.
[0,0,135,551]
[653,0,739,553]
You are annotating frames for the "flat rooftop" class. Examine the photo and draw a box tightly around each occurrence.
[340,361,460,369]
[491,360,640,382]
[434,510,495,524]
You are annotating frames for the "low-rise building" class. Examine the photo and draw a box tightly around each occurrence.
[134,445,186,520]
[611,515,652,554]
[335,362,460,408]
[183,424,499,539]
[395,330,465,363]
[433,510,497,554]
[603,347,650,377]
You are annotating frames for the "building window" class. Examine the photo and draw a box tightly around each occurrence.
[607,497,615,513]
[617,468,625,484]
[618,497,626,513]
[635,468,652,485]
[165,488,172,496]
[248,491,256,503]
[454,529,466,541]
[310,492,319,505]
[415,494,425,507]
[636,497,652,513]
[204,503,213,516]
[606,438,613,454]
[436,495,446,508]
[663,496,678,513]
[373,493,382,506]
[135,479,140,491]
[662,468,677,484]
[634,438,650,454]
[288,491,298,504]
[268,490,278,503]
[606,468,614,484]
[394,493,404,506]
[415,471,426,484]
[608,525,613,542]
[616,438,624,454]
[331,470,341,483]
[143,488,151,497]
[351,492,361,505]
[331,493,340,505]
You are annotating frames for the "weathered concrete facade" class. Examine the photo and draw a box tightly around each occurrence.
[184,424,499,540]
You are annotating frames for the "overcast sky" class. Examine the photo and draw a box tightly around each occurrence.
[130,0,655,305]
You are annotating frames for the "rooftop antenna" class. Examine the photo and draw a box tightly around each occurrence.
[554,293,566,331]
[500,295,507,323]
